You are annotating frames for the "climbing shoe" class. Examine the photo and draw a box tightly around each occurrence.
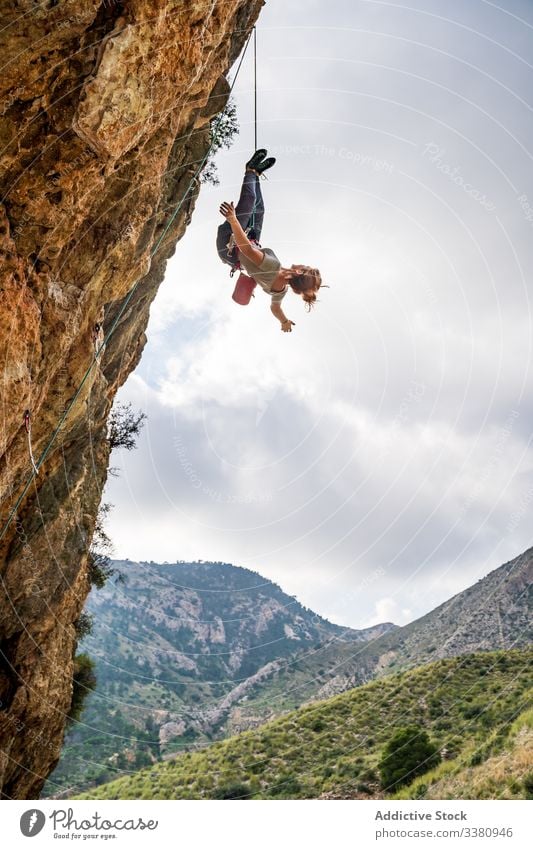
[254,156,276,174]
[246,148,268,170]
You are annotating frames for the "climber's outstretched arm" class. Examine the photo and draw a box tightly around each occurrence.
[220,201,264,265]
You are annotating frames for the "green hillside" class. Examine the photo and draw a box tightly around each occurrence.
[73,648,532,800]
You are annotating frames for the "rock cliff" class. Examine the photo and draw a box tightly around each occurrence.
[0,0,263,799]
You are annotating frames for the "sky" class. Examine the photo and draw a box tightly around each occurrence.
[104,0,533,629]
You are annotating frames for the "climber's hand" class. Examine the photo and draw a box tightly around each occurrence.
[220,201,237,222]
[281,319,295,333]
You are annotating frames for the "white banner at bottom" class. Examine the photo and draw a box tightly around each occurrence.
[2,799,531,849]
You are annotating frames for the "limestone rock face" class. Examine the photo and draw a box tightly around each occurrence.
[0,0,263,799]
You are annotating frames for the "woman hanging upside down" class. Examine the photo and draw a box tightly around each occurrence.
[217,149,323,333]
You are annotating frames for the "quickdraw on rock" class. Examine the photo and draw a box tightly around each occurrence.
[92,322,105,357]
[23,410,39,476]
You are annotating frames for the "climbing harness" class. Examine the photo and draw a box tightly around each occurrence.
[0,27,258,544]
[227,232,261,278]
[23,410,39,476]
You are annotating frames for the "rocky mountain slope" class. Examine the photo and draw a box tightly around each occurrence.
[0,0,263,799]
[248,546,533,709]
[44,559,393,796]
[73,649,533,800]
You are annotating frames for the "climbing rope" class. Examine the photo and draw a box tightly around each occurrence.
[251,26,259,233]
[0,26,256,544]
[253,26,258,152]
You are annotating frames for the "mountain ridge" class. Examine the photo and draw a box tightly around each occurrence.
[45,547,531,797]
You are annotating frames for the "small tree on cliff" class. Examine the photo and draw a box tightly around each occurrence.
[378,726,441,791]
[87,502,121,589]
[201,97,239,186]
[67,653,97,726]
[108,402,146,451]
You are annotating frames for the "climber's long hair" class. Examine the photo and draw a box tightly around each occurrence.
[287,265,323,311]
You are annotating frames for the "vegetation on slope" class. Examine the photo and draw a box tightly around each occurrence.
[394,707,533,800]
[73,649,532,800]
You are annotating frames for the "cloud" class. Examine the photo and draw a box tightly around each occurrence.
[361,597,413,628]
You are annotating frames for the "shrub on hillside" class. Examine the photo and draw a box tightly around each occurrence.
[269,774,302,798]
[379,726,441,791]
[211,781,251,799]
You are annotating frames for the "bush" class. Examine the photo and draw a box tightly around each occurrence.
[468,747,486,767]
[269,774,302,798]
[461,702,485,719]
[523,772,533,800]
[414,783,428,799]
[211,782,251,799]
[337,761,360,778]
[85,502,123,589]
[74,612,94,641]
[67,654,97,726]
[356,782,372,794]
[93,501,113,552]
[378,726,441,791]
[87,550,116,589]
[360,768,378,783]
[108,402,146,451]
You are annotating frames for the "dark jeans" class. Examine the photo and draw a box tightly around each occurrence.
[216,170,265,266]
